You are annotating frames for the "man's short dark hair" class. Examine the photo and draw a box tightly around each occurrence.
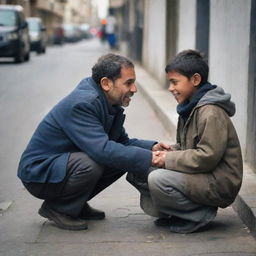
[92,53,134,85]
[165,50,209,85]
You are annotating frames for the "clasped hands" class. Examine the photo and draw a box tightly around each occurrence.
[151,142,171,168]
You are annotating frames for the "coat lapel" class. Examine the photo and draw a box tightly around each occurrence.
[108,107,126,140]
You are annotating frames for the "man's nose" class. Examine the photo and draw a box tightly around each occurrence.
[131,83,137,93]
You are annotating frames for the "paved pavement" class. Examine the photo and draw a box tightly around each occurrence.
[0,39,255,256]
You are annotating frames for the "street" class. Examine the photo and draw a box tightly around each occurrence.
[0,39,255,256]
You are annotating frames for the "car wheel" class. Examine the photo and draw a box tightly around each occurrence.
[37,43,43,54]
[25,51,30,61]
[14,47,25,63]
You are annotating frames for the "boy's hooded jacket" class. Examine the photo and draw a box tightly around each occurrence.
[165,85,243,208]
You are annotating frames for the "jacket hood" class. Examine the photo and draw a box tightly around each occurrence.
[198,86,236,116]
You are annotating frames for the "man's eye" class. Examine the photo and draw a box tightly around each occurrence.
[126,81,134,86]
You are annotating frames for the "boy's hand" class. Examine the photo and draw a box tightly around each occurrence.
[152,151,166,168]
[152,142,171,151]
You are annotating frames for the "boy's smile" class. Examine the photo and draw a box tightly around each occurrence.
[167,71,199,104]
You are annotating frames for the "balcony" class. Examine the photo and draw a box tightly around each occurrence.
[36,0,65,17]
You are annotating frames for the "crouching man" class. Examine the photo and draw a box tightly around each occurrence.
[17,53,169,230]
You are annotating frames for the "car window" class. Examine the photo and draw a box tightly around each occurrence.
[28,20,40,32]
[0,10,17,26]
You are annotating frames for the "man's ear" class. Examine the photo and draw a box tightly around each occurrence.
[100,77,112,92]
[192,73,202,87]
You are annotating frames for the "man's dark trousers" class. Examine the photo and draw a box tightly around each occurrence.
[23,152,126,217]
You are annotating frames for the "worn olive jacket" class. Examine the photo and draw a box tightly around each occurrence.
[165,87,243,208]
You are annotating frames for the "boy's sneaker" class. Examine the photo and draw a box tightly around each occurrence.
[38,202,88,230]
[170,210,217,234]
[154,217,172,227]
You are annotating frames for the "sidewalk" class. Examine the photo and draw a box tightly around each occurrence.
[1,83,255,256]
[0,39,256,256]
[135,63,256,238]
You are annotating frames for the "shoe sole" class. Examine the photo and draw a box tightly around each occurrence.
[170,213,216,234]
[154,218,172,227]
[80,213,105,220]
[170,211,217,234]
[38,206,88,231]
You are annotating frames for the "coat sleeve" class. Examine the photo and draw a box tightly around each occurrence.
[117,127,157,149]
[165,106,228,173]
[62,102,153,173]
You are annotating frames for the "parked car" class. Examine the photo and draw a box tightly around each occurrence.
[79,23,92,39]
[0,5,30,63]
[52,25,64,45]
[63,24,81,43]
[26,17,47,54]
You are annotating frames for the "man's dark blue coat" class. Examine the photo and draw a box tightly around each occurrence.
[18,77,156,183]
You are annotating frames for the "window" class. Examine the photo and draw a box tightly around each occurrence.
[0,10,17,27]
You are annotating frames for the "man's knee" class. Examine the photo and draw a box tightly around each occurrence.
[68,152,104,181]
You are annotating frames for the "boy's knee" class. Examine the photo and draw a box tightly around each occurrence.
[148,170,164,192]
[148,169,182,198]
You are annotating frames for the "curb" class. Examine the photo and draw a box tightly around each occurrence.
[135,63,256,238]
[233,165,256,238]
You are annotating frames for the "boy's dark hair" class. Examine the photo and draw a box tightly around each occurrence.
[92,53,134,85]
[165,50,209,85]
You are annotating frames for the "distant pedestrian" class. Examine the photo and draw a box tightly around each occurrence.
[127,50,243,233]
[17,53,169,230]
[99,18,107,43]
[105,9,117,49]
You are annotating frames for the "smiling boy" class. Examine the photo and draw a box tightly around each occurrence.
[137,50,243,233]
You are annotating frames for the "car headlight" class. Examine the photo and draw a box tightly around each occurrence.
[6,32,18,40]
[30,32,40,41]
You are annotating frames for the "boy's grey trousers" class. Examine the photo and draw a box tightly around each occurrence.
[127,168,217,223]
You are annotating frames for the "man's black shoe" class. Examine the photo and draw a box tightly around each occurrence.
[79,203,105,220]
[38,202,88,230]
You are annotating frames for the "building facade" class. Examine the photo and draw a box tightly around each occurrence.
[0,0,96,42]
[63,0,93,25]
[112,0,256,174]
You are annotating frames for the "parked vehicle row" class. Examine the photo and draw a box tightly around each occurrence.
[0,5,30,63]
[26,17,47,54]
[0,5,47,63]
[50,23,93,45]
[0,5,93,63]
[59,23,92,43]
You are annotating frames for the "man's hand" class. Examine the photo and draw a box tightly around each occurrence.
[152,142,171,152]
[152,151,166,168]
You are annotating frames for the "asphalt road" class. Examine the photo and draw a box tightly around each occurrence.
[0,39,255,256]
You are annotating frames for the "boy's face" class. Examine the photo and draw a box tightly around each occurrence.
[167,71,200,104]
